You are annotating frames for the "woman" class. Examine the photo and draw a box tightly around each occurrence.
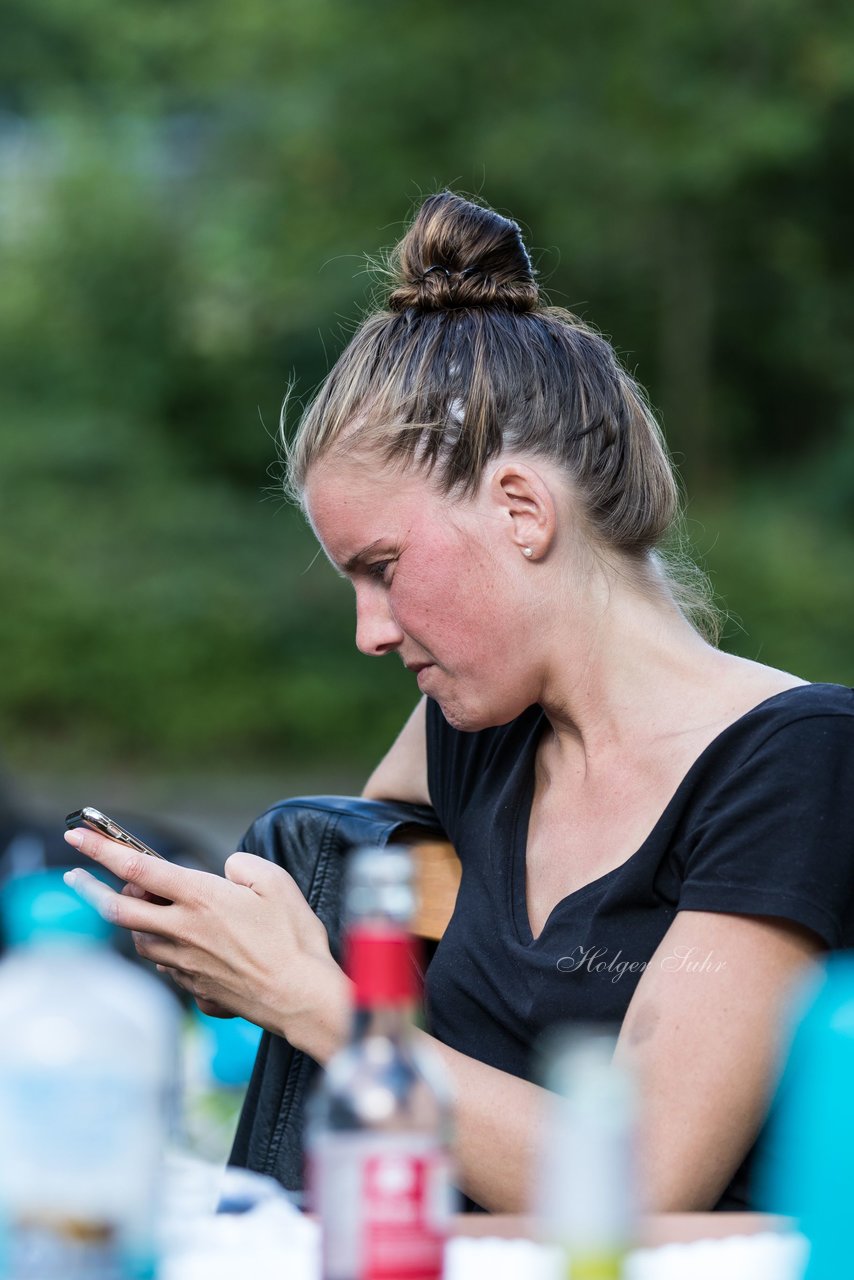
[64,192,854,1213]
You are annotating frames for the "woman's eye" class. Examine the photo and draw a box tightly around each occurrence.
[367,560,393,582]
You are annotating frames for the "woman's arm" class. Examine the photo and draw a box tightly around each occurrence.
[64,822,543,1211]
[307,904,820,1212]
[613,907,822,1210]
[362,696,430,804]
[292,904,822,1213]
[419,909,822,1211]
[64,825,822,1213]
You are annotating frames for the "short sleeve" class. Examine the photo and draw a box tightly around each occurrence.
[678,712,854,947]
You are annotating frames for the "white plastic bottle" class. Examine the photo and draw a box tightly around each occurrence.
[0,871,180,1279]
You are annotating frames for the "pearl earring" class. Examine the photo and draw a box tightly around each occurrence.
[522,547,533,558]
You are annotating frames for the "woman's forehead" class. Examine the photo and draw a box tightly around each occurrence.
[305,455,434,516]
[304,457,438,550]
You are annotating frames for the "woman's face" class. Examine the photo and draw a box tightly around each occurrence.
[304,455,547,731]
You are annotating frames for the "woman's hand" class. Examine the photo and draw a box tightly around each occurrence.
[118,881,231,1016]
[118,880,231,1015]
[63,829,352,1063]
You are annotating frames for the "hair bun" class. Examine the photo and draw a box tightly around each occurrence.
[388,192,539,314]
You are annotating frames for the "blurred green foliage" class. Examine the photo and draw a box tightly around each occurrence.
[1,0,852,775]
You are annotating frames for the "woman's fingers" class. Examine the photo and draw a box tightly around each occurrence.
[194,996,237,1019]
[155,963,195,995]
[122,881,169,905]
[123,881,149,900]
[155,963,236,1018]
[153,962,236,1013]
[63,827,192,902]
[223,850,286,893]
[64,833,343,1044]
[64,867,175,936]
[131,928,177,961]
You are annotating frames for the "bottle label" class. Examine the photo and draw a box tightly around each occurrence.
[310,1132,452,1280]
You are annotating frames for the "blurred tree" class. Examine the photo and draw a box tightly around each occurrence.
[0,0,852,772]
[6,0,854,480]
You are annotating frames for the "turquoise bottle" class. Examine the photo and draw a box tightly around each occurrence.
[758,954,854,1280]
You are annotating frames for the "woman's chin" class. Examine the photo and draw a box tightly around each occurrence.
[434,691,521,734]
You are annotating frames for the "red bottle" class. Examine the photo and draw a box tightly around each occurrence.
[307,845,455,1280]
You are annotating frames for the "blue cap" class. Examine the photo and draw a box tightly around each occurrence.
[1,871,111,947]
[197,1010,264,1087]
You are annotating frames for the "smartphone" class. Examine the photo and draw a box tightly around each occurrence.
[65,807,165,860]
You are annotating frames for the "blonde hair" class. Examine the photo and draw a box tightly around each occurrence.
[285,192,719,638]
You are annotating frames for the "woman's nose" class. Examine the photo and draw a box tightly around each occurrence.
[354,587,405,657]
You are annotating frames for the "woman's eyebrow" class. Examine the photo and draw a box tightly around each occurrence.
[341,539,388,575]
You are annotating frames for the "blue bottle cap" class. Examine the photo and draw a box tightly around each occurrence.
[1,870,111,947]
[196,1010,263,1087]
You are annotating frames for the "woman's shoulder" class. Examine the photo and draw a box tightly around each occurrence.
[665,677,854,818]
[693,680,854,797]
[736,681,854,732]
[705,655,853,747]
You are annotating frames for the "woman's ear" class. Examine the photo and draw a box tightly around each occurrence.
[489,462,557,562]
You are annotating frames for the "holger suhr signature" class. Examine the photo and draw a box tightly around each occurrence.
[556,945,727,983]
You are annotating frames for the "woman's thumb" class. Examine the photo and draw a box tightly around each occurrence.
[223,850,273,891]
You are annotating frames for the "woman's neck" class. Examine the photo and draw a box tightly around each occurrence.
[533,570,789,776]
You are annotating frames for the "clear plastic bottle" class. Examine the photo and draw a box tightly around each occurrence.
[0,871,180,1279]
[306,845,455,1280]
[537,1027,636,1280]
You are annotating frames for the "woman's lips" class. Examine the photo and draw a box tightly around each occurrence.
[408,662,434,687]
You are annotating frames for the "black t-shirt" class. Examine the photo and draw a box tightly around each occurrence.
[423,682,854,1210]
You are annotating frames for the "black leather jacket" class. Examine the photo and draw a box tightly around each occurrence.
[228,794,443,1191]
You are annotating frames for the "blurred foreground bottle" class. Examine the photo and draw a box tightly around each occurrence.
[758,955,854,1280]
[0,872,179,1279]
[307,845,455,1280]
[537,1027,636,1280]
